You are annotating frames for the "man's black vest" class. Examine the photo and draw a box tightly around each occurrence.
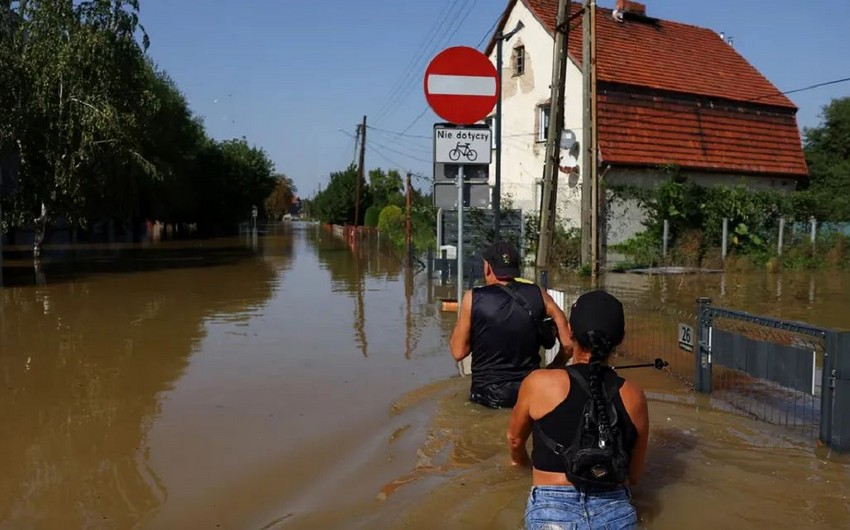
[469,281,545,391]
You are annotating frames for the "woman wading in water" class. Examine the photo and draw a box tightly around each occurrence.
[507,290,649,530]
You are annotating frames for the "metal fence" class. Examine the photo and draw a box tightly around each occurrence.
[694,299,850,451]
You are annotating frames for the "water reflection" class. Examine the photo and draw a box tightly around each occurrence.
[547,269,848,331]
[0,232,290,528]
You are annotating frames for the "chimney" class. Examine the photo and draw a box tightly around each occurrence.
[614,0,647,22]
[623,1,646,16]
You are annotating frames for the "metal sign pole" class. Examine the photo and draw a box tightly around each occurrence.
[457,163,469,376]
[457,164,464,312]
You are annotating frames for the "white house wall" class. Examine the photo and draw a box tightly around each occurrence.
[489,1,586,231]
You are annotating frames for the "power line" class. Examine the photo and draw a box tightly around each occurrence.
[374,0,469,124]
[368,142,416,173]
[367,138,432,164]
[366,125,431,140]
[387,6,511,142]
[367,127,432,154]
[376,0,480,125]
[371,0,460,123]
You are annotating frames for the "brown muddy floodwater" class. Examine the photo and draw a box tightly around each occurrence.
[1,222,849,529]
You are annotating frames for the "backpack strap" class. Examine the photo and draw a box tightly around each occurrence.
[496,283,542,325]
[532,422,569,456]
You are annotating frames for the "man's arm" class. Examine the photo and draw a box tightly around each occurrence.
[507,373,536,466]
[449,289,473,361]
[540,287,572,368]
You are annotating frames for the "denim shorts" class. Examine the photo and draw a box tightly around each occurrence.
[525,485,637,530]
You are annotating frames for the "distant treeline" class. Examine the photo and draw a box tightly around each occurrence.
[0,1,287,249]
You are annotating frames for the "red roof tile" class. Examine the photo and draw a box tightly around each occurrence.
[598,87,808,176]
[515,0,795,108]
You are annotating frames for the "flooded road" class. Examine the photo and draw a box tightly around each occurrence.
[1,223,849,529]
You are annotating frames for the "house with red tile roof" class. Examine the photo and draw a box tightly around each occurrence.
[486,0,808,245]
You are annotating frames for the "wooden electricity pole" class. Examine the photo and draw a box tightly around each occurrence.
[536,0,572,279]
[355,115,367,226]
[581,0,599,278]
[406,171,412,267]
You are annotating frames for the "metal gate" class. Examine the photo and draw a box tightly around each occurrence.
[695,298,850,451]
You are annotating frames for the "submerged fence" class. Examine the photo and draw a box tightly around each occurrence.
[694,300,850,450]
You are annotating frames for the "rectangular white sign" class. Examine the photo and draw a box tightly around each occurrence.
[678,323,694,352]
[434,127,492,165]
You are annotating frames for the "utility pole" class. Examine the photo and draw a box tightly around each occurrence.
[406,171,412,267]
[493,21,524,242]
[494,34,503,241]
[581,0,598,277]
[536,0,572,278]
[355,115,366,227]
[353,125,360,166]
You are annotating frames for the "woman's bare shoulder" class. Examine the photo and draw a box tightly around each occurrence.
[619,378,647,408]
[524,368,570,418]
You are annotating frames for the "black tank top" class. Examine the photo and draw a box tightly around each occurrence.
[469,281,544,391]
[531,364,638,473]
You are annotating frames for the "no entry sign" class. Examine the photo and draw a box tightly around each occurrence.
[424,46,499,125]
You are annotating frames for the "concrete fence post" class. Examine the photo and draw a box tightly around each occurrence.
[778,217,785,256]
[662,219,670,258]
[721,218,729,260]
[810,216,817,250]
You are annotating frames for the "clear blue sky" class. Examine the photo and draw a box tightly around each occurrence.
[141,0,850,197]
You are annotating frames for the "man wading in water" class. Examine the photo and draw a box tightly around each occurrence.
[449,241,572,409]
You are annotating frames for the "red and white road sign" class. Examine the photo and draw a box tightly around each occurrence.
[424,46,499,126]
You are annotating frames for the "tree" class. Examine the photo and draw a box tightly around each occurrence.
[1,0,282,245]
[803,97,850,221]
[368,168,403,209]
[4,0,154,254]
[312,164,370,225]
[265,173,297,220]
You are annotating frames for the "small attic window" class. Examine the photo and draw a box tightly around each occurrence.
[513,46,525,76]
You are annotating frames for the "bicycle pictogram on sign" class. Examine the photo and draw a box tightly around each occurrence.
[448,142,478,162]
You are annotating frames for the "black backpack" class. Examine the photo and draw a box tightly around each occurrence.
[533,366,630,489]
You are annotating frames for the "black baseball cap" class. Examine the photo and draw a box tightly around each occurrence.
[482,240,521,279]
[569,290,625,346]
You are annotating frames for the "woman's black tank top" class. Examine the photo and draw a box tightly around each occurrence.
[531,363,638,473]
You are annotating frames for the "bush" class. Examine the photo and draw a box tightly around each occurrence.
[378,205,405,246]
[364,205,381,227]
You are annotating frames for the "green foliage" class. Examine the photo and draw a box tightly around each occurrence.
[377,204,405,247]
[0,0,281,244]
[610,164,850,270]
[265,174,298,221]
[609,230,662,269]
[803,97,850,221]
[368,168,404,209]
[523,213,582,269]
[311,164,370,225]
[363,205,382,227]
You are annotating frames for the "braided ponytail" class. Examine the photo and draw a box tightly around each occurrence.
[584,330,615,447]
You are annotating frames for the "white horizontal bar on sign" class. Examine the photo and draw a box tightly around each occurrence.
[427,74,497,97]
